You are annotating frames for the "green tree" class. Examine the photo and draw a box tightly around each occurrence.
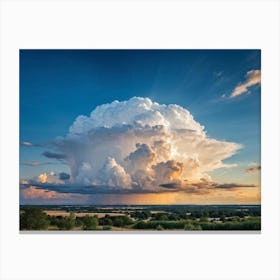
[20,207,50,230]
[55,213,76,230]
[153,213,169,221]
[75,217,83,227]
[133,221,147,229]
[220,215,226,222]
[184,223,196,230]
[103,217,113,226]
[111,216,133,227]
[82,215,98,230]
[113,218,123,227]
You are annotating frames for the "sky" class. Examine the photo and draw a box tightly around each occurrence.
[20,50,261,205]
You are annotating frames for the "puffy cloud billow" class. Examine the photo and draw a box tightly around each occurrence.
[27,171,69,185]
[42,97,243,194]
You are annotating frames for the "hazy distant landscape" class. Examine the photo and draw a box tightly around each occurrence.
[20,205,261,231]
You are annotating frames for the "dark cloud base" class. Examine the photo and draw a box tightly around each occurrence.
[42,151,67,160]
[20,181,257,196]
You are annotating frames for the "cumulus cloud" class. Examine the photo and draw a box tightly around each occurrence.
[21,185,69,200]
[38,97,242,195]
[230,70,261,98]
[98,157,132,189]
[246,165,261,174]
[23,171,69,185]
[20,185,87,205]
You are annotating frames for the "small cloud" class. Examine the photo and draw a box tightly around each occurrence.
[215,183,256,189]
[21,141,33,146]
[246,165,261,174]
[230,70,261,98]
[42,151,67,161]
[214,71,223,77]
[160,183,181,189]
[22,161,54,167]
[59,172,71,180]
[20,180,29,185]
[20,141,43,147]
[22,161,42,166]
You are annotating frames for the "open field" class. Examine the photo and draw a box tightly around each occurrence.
[44,210,126,218]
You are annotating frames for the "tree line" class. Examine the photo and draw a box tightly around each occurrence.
[20,206,261,231]
[20,207,99,230]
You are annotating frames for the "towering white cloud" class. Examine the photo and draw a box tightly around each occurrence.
[98,157,132,189]
[54,97,241,193]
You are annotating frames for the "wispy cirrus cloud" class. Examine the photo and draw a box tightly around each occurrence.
[214,183,256,189]
[20,141,43,147]
[213,71,223,78]
[22,161,55,167]
[230,70,261,98]
[21,141,34,147]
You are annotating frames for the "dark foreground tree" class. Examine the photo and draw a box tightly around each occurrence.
[20,207,50,230]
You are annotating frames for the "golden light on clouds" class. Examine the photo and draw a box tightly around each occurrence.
[38,173,48,184]
[20,97,261,205]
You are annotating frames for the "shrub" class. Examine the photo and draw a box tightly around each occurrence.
[156,224,164,230]
[103,225,111,230]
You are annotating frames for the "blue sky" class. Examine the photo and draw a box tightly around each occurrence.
[20,50,261,204]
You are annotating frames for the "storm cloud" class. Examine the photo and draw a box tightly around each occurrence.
[36,97,242,194]
[42,151,67,161]
[59,172,71,180]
